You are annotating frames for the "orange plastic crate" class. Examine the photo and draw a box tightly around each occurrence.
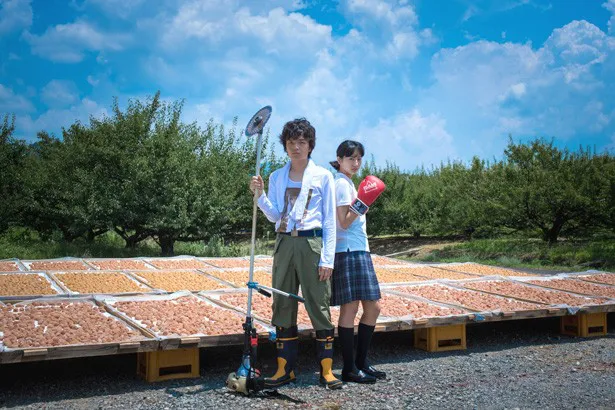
[560,313,607,338]
[414,324,467,352]
[137,347,200,382]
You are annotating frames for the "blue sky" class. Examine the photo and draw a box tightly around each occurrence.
[1,0,614,170]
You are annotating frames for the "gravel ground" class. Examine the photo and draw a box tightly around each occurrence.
[1,314,614,410]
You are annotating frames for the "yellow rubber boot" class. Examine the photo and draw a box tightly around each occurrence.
[316,329,342,390]
[264,326,298,388]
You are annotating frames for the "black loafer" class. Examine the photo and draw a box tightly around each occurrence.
[360,365,386,380]
[342,369,377,384]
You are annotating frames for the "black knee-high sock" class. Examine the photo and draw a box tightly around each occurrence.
[338,326,356,375]
[355,322,375,369]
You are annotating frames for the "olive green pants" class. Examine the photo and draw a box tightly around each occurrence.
[271,234,333,331]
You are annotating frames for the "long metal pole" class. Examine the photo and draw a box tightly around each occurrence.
[246,130,263,318]
[256,284,305,302]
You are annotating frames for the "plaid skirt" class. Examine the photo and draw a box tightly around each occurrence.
[331,251,381,306]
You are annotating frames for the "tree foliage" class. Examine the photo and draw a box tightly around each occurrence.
[1,97,613,253]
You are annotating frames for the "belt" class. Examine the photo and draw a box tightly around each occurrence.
[279,229,323,237]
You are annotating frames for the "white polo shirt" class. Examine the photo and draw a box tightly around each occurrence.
[334,173,369,253]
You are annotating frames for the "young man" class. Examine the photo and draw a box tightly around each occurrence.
[250,118,341,390]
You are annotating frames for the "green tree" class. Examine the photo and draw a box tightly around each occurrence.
[0,114,27,234]
[494,137,609,243]
[426,158,491,238]
[21,131,79,240]
[86,92,282,255]
[360,161,414,236]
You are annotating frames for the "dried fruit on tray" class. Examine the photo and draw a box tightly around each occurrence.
[113,296,265,336]
[405,267,477,280]
[395,284,542,312]
[370,255,409,266]
[145,259,210,269]
[27,260,90,271]
[218,291,311,327]
[0,261,20,272]
[526,278,615,299]
[55,272,149,294]
[208,269,272,287]
[215,292,355,328]
[437,263,532,277]
[577,273,615,286]
[378,294,465,319]
[0,301,141,348]
[463,281,609,306]
[87,259,152,270]
[374,267,428,283]
[0,273,59,297]
[132,270,227,292]
[202,258,272,269]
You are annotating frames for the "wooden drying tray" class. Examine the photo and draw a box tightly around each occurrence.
[1,297,158,364]
[97,292,274,351]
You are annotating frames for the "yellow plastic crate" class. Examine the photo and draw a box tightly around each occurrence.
[137,347,200,382]
[560,312,607,338]
[414,324,466,352]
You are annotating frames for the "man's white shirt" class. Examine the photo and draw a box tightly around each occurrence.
[257,160,336,269]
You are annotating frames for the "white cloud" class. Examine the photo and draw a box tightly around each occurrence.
[460,0,538,22]
[162,3,331,56]
[162,1,231,44]
[234,7,332,55]
[386,31,420,60]
[0,0,32,34]
[462,4,479,22]
[15,98,107,139]
[354,109,456,170]
[86,75,99,86]
[343,0,426,61]
[500,82,527,102]
[41,80,79,107]
[346,0,418,28]
[0,84,34,112]
[543,20,611,68]
[416,19,615,163]
[289,51,357,128]
[604,0,615,34]
[24,21,131,63]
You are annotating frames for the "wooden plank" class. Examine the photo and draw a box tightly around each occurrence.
[22,348,48,357]
[1,340,160,364]
[118,341,142,350]
[180,337,200,346]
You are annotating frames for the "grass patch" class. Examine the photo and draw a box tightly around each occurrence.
[1,227,613,272]
[0,228,273,260]
[409,238,615,271]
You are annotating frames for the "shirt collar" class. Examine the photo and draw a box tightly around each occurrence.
[336,172,354,184]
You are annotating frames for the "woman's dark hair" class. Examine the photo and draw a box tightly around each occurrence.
[329,140,365,171]
[279,118,316,158]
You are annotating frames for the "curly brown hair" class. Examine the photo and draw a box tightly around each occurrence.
[279,118,316,158]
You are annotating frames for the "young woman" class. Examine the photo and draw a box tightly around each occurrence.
[330,140,387,384]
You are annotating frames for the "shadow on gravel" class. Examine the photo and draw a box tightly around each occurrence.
[1,313,613,407]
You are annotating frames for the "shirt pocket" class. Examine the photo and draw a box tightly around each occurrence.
[306,236,322,256]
